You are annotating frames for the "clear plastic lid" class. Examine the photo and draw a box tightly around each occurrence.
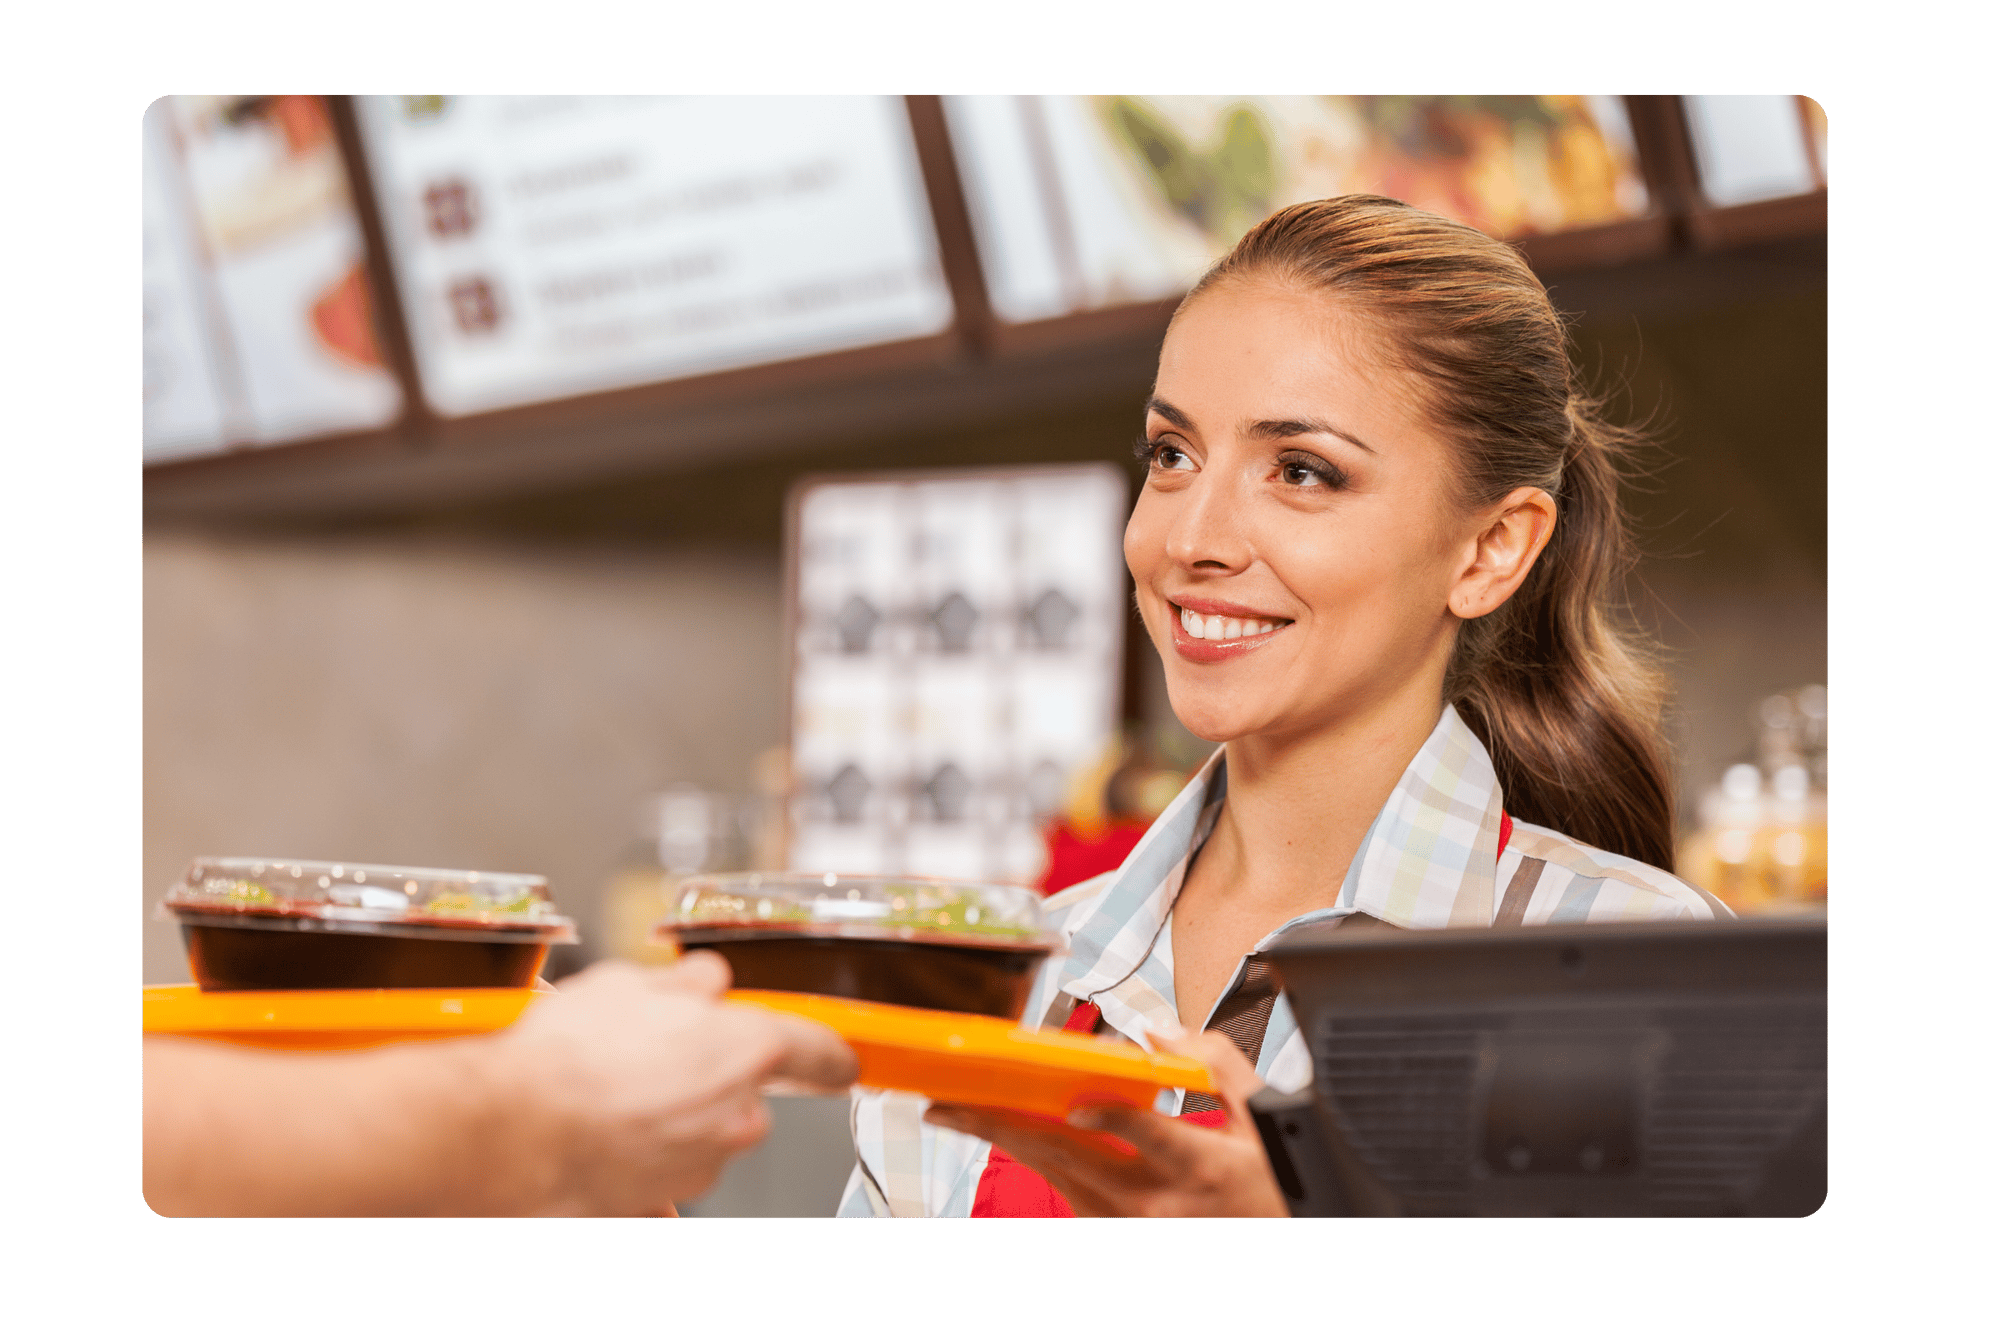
[160,857,578,943]
[654,871,1060,952]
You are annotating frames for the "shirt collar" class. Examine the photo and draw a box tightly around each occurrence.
[1052,705,1507,1024]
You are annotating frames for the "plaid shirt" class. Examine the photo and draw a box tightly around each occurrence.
[838,704,1729,1217]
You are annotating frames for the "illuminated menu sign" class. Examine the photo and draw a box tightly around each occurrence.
[1681,96,1825,207]
[144,96,404,461]
[944,95,1652,324]
[355,96,953,417]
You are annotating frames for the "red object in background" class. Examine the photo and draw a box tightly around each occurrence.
[311,263,388,370]
[1037,818,1152,895]
[265,95,335,157]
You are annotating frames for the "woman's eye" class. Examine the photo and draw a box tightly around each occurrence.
[1277,454,1346,489]
[1148,441,1196,472]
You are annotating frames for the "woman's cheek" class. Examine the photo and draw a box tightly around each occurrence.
[1122,503,1161,586]
[1123,503,1176,639]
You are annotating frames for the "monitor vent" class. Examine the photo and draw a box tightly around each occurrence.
[1641,1004,1825,1207]
[1314,1018,1484,1196]
[1310,1000,1825,1210]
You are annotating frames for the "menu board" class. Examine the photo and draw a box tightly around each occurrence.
[143,97,405,461]
[787,466,1129,885]
[1681,96,1825,208]
[944,96,1652,324]
[354,96,954,417]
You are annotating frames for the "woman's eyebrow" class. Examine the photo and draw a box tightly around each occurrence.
[1246,416,1377,455]
[1144,396,1193,431]
[1146,397,1377,456]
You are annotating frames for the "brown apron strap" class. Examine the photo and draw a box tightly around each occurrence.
[1180,956,1281,1116]
[1495,857,1548,927]
[1181,915,1400,1115]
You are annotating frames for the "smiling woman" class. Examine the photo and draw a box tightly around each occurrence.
[840,196,1727,1219]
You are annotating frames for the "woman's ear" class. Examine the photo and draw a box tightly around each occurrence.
[1448,487,1557,621]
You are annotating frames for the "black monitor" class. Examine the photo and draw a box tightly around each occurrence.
[1249,916,1825,1217]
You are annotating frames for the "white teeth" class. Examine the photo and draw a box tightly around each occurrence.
[1178,606,1284,642]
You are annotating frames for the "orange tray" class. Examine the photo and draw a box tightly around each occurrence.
[727,989,1215,1118]
[141,985,1217,1118]
[142,984,537,1050]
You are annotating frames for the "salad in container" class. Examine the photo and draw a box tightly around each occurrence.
[653,872,1061,1020]
[159,857,577,991]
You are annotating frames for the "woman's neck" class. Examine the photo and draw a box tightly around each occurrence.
[1164,676,1450,1031]
[1201,684,1448,919]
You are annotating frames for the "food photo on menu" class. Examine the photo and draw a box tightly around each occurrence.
[142,95,1826,1218]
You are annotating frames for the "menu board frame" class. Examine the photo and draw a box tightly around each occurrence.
[1621,95,1828,254]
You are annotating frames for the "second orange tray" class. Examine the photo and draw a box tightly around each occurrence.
[727,989,1215,1118]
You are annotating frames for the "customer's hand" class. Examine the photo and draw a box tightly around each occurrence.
[487,953,858,1215]
[923,1024,1288,1217]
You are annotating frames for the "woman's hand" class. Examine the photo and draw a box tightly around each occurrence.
[922,1024,1290,1217]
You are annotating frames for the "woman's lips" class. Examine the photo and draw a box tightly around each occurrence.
[1167,600,1292,663]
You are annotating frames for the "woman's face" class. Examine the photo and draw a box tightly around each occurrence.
[1124,276,1477,745]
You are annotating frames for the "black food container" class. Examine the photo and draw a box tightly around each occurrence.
[653,872,1061,1020]
[160,858,577,991]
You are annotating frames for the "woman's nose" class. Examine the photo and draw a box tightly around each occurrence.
[1165,472,1252,573]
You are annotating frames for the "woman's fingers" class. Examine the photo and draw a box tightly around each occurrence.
[925,1096,1290,1216]
[925,1106,1128,1216]
[926,1103,1128,1153]
[1065,1101,1207,1171]
[926,1105,1150,1179]
[1153,1027,1268,1118]
[1029,1168,1127,1219]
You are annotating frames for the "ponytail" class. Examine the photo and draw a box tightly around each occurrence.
[1445,401,1675,869]
[1190,196,1677,867]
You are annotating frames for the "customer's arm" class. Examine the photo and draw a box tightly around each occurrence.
[144,953,856,1216]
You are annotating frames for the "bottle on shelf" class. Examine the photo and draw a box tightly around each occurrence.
[1677,685,1827,915]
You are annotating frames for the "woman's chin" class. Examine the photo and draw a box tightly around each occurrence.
[1164,697,1258,747]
